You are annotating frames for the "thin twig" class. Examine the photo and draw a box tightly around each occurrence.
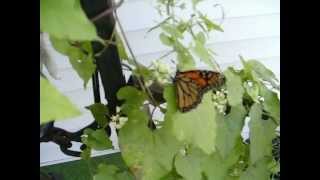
[157,50,175,60]
[147,16,172,33]
[113,2,158,106]
[91,0,124,22]
[121,63,133,71]
[94,26,116,57]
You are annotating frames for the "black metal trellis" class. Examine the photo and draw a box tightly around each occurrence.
[40,0,164,163]
[40,0,126,158]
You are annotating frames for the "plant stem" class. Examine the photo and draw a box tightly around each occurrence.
[91,0,124,22]
[113,6,158,106]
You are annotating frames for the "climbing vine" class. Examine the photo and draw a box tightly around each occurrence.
[40,0,280,179]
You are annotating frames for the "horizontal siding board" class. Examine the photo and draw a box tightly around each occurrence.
[50,14,279,70]
[48,36,279,92]
[56,56,279,113]
[125,14,279,56]
[41,0,279,165]
[118,0,279,31]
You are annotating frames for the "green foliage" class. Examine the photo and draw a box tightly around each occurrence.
[161,24,184,39]
[192,0,204,8]
[155,0,224,72]
[243,81,260,103]
[115,31,130,61]
[241,57,279,90]
[40,77,81,124]
[215,105,247,159]
[50,37,96,88]
[80,147,92,161]
[224,68,244,106]
[199,13,224,32]
[174,147,205,180]
[117,86,182,180]
[203,141,247,180]
[42,0,280,180]
[249,103,277,164]
[239,158,271,180]
[165,86,217,154]
[40,0,100,41]
[193,32,215,69]
[82,129,113,150]
[93,164,134,180]
[174,138,246,180]
[260,85,280,125]
[86,103,109,128]
[117,86,147,114]
[176,42,196,71]
[159,33,174,46]
[240,57,280,124]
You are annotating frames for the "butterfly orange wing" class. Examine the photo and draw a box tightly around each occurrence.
[174,70,225,112]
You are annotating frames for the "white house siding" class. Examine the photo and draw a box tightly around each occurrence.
[40,0,279,166]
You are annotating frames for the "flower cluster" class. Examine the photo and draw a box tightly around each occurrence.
[212,89,228,114]
[145,61,174,86]
[110,107,128,129]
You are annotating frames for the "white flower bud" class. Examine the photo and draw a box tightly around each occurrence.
[145,80,153,87]
[116,106,121,113]
[111,114,120,122]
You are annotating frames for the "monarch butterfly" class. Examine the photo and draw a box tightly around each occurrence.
[174,70,225,112]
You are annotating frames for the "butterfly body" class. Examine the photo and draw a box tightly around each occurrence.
[174,70,225,112]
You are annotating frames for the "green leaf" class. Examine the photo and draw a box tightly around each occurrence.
[115,171,135,180]
[69,56,96,88]
[175,147,205,180]
[175,142,245,180]
[40,0,101,41]
[50,37,96,88]
[119,110,171,180]
[117,86,147,114]
[249,103,277,163]
[202,153,229,180]
[196,32,206,44]
[203,141,246,180]
[164,86,217,154]
[192,32,215,69]
[160,170,184,180]
[224,68,244,106]
[244,81,260,102]
[80,147,92,161]
[161,24,183,39]
[94,163,134,180]
[86,103,109,127]
[115,31,129,60]
[241,58,279,90]
[199,14,224,32]
[94,164,119,180]
[177,21,189,34]
[40,77,81,124]
[239,158,271,180]
[133,66,154,84]
[159,33,174,46]
[260,85,280,125]
[118,86,182,180]
[215,104,247,159]
[175,41,196,71]
[192,0,204,9]
[268,158,280,174]
[82,129,113,150]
